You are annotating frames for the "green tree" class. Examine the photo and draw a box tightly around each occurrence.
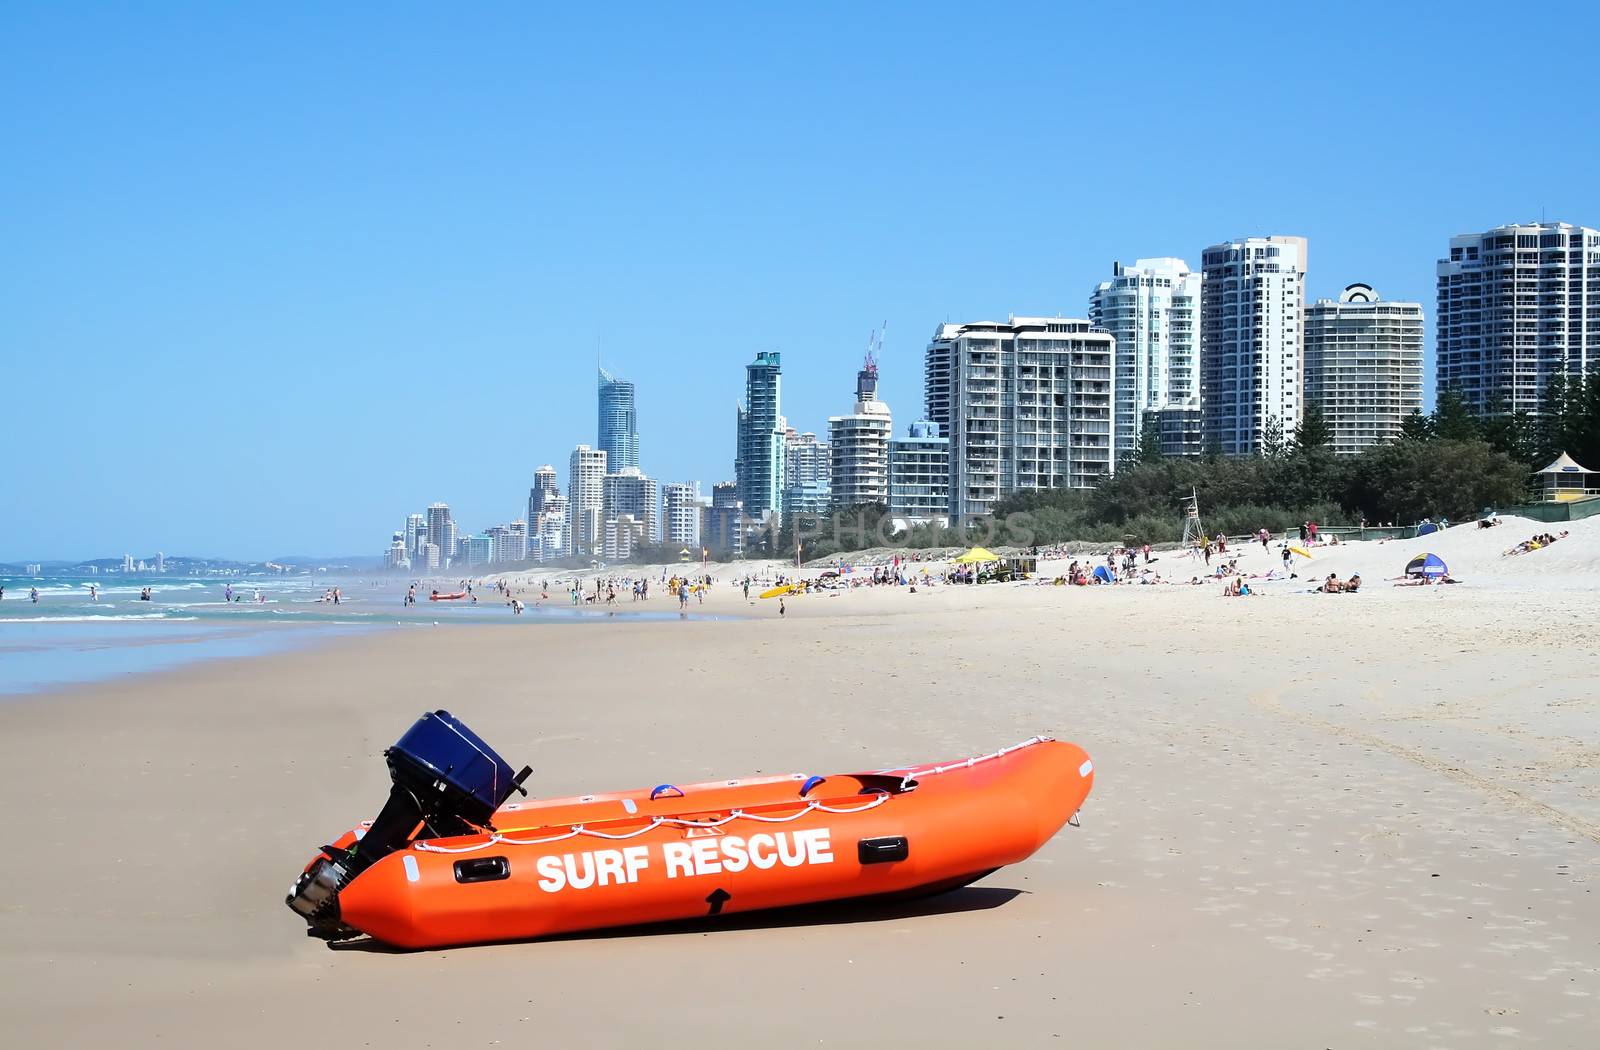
[1398,408,1432,442]
[1536,368,1600,469]
[1478,396,1537,466]
[1294,403,1332,452]
[1260,414,1289,459]
[1349,439,1528,523]
[1131,422,1165,466]
[1431,388,1480,441]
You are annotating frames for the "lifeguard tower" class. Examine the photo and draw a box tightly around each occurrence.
[1534,452,1600,503]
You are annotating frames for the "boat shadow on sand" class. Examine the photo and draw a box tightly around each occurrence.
[328,884,1026,953]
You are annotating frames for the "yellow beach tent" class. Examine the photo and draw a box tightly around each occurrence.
[952,547,999,564]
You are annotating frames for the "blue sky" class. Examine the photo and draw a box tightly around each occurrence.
[4,1,1596,560]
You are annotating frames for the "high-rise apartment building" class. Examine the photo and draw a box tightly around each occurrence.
[1143,404,1204,458]
[935,318,1115,519]
[828,355,893,508]
[603,515,645,562]
[1199,235,1308,455]
[924,337,953,432]
[385,532,410,570]
[404,513,426,562]
[1090,257,1202,459]
[535,493,568,562]
[567,446,607,559]
[1436,221,1600,415]
[706,481,745,557]
[661,482,702,548]
[598,367,639,470]
[527,466,558,530]
[426,503,457,566]
[487,521,528,564]
[1305,283,1424,455]
[735,352,785,520]
[459,534,493,568]
[888,421,949,525]
[783,428,831,515]
[602,467,658,547]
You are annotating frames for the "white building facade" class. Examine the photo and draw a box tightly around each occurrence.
[535,493,568,562]
[1304,283,1424,455]
[1090,257,1202,459]
[935,317,1115,519]
[1199,235,1308,455]
[426,503,457,566]
[888,421,949,526]
[567,446,607,559]
[602,467,658,549]
[1436,221,1600,416]
[828,360,892,509]
[661,482,701,549]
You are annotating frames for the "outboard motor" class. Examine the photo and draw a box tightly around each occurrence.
[286,710,530,939]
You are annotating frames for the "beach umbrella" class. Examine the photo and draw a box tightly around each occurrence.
[952,547,999,564]
[1404,552,1449,578]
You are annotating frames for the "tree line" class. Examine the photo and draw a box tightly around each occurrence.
[749,368,1600,557]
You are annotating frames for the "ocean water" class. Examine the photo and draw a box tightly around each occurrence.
[0,573,723,696]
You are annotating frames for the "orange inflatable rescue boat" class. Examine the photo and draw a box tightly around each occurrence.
[286,711,1094,948]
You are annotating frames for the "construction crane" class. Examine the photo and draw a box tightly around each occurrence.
[863,320,887,376]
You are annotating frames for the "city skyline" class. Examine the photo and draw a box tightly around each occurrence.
[7,5,1598,559]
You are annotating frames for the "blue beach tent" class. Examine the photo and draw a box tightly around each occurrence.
[1404,552,1449,578]
[1092,565,1113,584]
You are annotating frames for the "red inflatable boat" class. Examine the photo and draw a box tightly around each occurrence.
[287,712,1094,949]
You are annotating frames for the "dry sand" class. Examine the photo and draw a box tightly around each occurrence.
[3,519,1599,1048]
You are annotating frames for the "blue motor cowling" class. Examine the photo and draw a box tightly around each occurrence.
[286,710,530,938]
[387,710,521,827]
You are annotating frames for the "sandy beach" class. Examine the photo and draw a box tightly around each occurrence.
[3,520,1599,1048]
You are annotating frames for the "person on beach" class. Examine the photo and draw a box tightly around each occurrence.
[1259,527,1270,549]
[31,587,40,603]
[778,596,786,618]
[90,583,98,602]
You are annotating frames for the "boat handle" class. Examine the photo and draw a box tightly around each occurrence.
[650,784,684,800]
[799,776,826,797]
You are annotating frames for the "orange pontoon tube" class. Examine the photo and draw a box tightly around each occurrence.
[287,711,1094,949]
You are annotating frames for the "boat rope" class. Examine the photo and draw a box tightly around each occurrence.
[412,791,892,854]
[884,734,1052,791]
[409,735,1051,855]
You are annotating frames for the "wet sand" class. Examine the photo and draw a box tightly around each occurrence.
[2,541,1598,1047]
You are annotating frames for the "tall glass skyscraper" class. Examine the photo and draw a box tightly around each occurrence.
[735,352,785,519]
[598,367,639,471]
